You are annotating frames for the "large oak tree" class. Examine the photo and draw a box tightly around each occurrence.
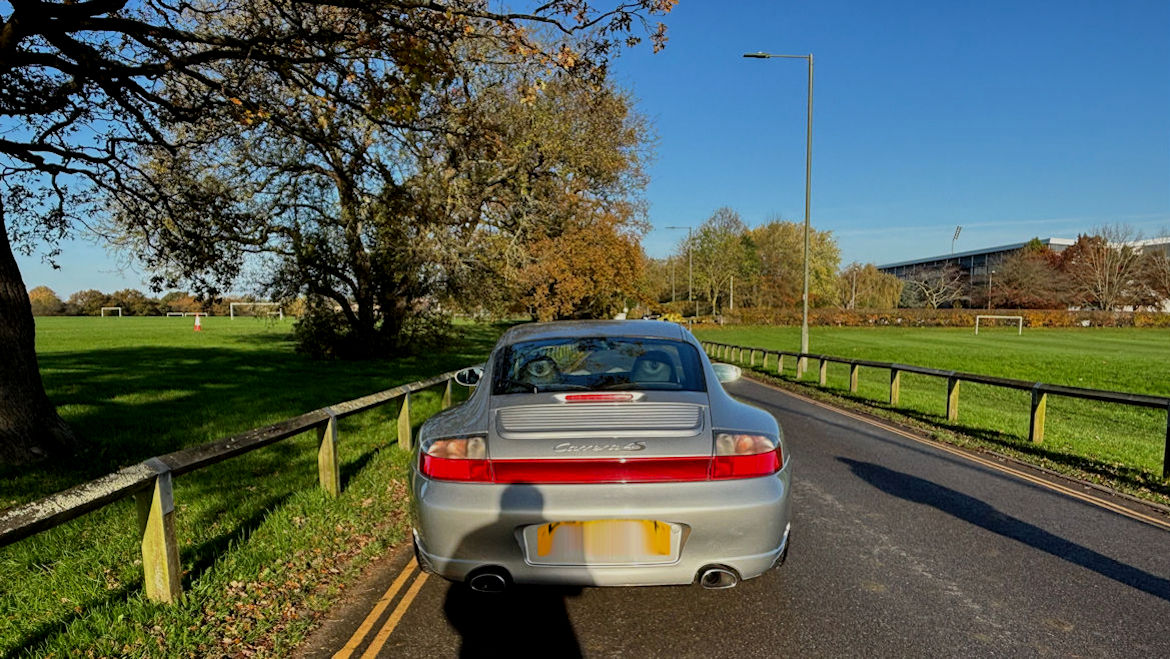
[0,0,674,464]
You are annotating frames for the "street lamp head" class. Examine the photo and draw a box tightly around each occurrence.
[743,52,769,59]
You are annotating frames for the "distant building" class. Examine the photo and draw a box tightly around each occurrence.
[879,236,1170,310]
[878,237,1075,286]
[1129,236,1170,259]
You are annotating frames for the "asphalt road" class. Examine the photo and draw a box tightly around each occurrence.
[307,378,1170,658]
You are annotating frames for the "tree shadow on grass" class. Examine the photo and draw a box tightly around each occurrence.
[839,457,1170,602]
[3,324,505,503]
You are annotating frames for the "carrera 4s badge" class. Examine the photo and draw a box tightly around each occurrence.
[553,441,647,453]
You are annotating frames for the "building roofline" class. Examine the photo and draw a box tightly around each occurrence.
[877,237,1075,270]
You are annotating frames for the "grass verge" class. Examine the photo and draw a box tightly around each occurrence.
[1,317,504,656]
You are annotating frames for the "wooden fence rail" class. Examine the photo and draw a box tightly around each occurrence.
[0,369,462,603]
[700,341,1170,479]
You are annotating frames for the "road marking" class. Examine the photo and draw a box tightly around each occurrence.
[333,558,418,659]
[360,570,430,659]
[748,378,1170,533]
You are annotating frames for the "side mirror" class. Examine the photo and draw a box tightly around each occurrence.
[454,366,484,387]
[711,363,742,384]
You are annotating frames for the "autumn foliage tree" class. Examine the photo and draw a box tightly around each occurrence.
[26,286,63,316]
[990,243,1071,309]
[689,208,752,314]
[512,213,644,321]
[748,218,840,308]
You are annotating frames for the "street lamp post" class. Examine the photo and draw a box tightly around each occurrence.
[665,225,697,318]
[670,257,676,302]
[988,269,996,310]
[744,51,813,373]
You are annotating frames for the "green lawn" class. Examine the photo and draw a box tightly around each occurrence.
[694,325,1170,499]
[1,316,505,656]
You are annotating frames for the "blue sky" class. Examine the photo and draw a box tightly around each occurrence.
[616,0,1170,263]
[16,0,1170,295]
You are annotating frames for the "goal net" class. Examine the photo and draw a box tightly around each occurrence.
[975,315,1023,335]
[230,302,283,320]
[100,307,122,317]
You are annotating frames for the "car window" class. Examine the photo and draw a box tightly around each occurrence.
[493,337,705,394]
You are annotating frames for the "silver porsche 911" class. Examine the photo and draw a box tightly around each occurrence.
[410,320,791,592]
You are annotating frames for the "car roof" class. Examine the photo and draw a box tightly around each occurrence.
[500,320,688,344]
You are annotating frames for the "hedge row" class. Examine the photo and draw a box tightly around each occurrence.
[714,308,1170,328]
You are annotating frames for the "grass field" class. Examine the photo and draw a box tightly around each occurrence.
[1,316,505,656]
[693,325,1170,501]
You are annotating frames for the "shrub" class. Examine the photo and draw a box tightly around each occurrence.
[717,308,1169,328]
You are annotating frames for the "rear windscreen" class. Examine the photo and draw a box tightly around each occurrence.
[492,337,705,394]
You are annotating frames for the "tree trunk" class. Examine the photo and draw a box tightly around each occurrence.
[0,213,77,465]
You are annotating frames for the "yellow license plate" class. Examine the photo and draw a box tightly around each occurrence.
[536,520,673,560]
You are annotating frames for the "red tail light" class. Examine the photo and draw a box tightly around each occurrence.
[419,432,784,483]
[709,431,783,480]
[420,453,494,482]
[710,450,782,480]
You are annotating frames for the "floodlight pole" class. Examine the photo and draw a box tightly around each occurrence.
[744,51,813,369]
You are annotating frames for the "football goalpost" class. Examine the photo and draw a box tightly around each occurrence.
[975,315,1023,335]
[230,302,283,320]
[100,307,122,317]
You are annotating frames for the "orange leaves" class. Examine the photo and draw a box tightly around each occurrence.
[516,213,644,321]
[556,45,579,69]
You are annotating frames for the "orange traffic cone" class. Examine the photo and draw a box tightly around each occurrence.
[193,314,202,332]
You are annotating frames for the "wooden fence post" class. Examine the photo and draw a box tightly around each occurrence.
[137,459,182,604]
[749,349,756,367]
[946,376,960,422]
[1163,404,1170,479]
[442,379,453,410]
[796,356,805,380]
[1030,386,1047,443]
[777,353,784,375]
[819,359,828,386]
[398,392,413,451]
[849,363,859,393]
[317,410,340,498]
[763,352,771,371]
[889,369,901,406]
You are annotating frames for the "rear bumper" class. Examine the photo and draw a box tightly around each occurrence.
[410,467,792,586]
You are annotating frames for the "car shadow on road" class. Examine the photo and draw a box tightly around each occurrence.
[443,584,583,658]
[839,457,1170,603]
[439,484,583,657]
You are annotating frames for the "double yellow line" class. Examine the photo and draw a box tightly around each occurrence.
[334,558,430,659]
[751,378,1170,533]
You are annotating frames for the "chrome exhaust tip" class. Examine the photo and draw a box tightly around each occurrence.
[467,568,510,594]
[698,565,740,589]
